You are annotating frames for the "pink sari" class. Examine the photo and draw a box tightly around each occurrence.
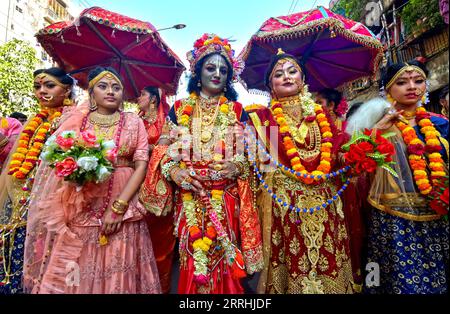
[23,105,161,294]
[0,117,22,170]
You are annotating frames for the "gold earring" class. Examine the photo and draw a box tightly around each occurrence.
[386,93,395,104]
[63,97,72,106]
[90,99,97,111]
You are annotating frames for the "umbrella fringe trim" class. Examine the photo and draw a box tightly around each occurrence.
[239,18,385,91]
[37,8,156,36]
[253,18,383,53]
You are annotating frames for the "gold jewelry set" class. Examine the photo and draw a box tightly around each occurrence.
[191,96,223,159]
[35,73,69,88]
[278,96,321,160]
[89,110,120,140]
[88,71,124,90]
[385,63,426,90]
[198,96,221,144]
[401,111,416,120]
[111,199,128,215]
[142,110,157,125]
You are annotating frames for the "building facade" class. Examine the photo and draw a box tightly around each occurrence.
[0,0,83,67]
[330,0,448,114]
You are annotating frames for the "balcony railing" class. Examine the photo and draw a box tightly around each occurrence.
[46,7,68,22]
[390,27,449,63]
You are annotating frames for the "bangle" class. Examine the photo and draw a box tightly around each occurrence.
[111,199,128,215]
[170,167,182,183]
[115,199,128,207]
[233,155,250,179]
[0,137,8,148]
[161,160,179,181]
[111,203,126,215]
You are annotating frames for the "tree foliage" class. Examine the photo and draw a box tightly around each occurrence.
[0,39,39,116]
[400,0,444,36]
[331,0,367,21]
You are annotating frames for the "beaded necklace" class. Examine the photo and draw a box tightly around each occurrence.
[270,99,334,184]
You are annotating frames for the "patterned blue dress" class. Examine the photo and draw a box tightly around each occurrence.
[0,199,26,294]
[365,115,449,294]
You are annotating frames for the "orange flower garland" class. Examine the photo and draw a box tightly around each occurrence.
[8,109,62,179]
[178,93,227,127]
[271,100,333,184]
[396,106,446,195]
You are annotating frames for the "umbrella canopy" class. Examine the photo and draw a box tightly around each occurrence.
[239,6,384,93]
[36,6,185,100]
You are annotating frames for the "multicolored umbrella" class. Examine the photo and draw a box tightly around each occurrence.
[36,7,185,100]
[239,6,384,93]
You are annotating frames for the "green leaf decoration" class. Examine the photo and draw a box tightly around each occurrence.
[381,131,396,139]
[342,134,371,151]
[367,153,385,161]
[381,164,399,178]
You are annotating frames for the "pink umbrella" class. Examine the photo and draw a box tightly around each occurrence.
[36,6,185,100]
[239,6,384,92]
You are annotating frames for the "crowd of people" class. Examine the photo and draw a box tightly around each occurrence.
[0,33,448,294]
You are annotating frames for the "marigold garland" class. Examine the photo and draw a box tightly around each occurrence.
[178,93,227,127]
[270,99,333,184]
[176,94,245,287]
[8,108,62,179]
[396,106,446,196]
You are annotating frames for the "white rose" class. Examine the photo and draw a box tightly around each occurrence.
[40,149,52,161]
[77,156,98,172]
[45,135,57,147]
[101,140,116,151]
[97,165,111,182]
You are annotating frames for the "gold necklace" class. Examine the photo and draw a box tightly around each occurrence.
[274,96,321,158]
[89,110,120,127]
[278,95,302,107]
[142,110,157,124]
[402,111,416,120]
[198,97,221,126]
[196,98,221,144]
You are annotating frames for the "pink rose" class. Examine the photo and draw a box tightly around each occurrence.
[55,157,78,177]
[55,135,75,150]
[105,148,118,163]
[81,130,98,147]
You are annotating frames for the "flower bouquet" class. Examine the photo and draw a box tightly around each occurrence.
[429,180,449,217]
[342,128,398,177]
[41,130,117,186]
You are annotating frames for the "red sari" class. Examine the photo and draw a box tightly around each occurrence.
[328,113,367,290]
[143,96,263,294]
[140,99,176,294]
[248,105,355,294]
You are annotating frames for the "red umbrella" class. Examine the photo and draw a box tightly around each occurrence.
[36,7,185,100]
[239,6,384,93]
